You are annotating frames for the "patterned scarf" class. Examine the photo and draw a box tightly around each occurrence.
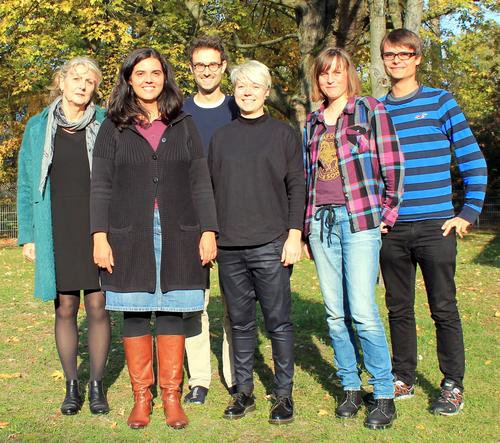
[39,96,101,194]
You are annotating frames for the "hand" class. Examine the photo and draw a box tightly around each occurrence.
[93,232,114,273]
[281,229,302,267]
[380,222,390,234]
[199,231,217,266]
[22,243,36,261]
[441,217,471,238]
[301,240,312,260]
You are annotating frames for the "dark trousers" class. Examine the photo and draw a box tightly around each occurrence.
[217,238,294,396]
[380,219,465,389]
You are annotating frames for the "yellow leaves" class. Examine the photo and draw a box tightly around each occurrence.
[484,360,492,366]
[317,409,329,416]
[110,422,118,429]
[5,336,19,343]
[0,373,22,379]
[0,421,9,429]
[495,311,500,318]
[51,370,64,380]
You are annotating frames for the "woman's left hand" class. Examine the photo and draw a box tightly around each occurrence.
[199,231,217,266]
[281,229,302,267]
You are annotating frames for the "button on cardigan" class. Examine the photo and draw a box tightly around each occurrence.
[90,112,218,293]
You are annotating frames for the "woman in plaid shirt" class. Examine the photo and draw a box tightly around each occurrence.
[302,47,404,430]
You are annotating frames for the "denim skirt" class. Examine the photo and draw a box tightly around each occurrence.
[105,209,204,312]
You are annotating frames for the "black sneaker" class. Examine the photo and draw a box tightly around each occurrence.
[335,390,362,418]
[223,392,256,419]
[364,398,396,430]
[430,380,464,416]
[184,386,208,404]
[269,395,294,425]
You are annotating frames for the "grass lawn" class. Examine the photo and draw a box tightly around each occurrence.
[0,231,498,442]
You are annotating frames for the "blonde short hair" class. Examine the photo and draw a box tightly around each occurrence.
[48,56,102,100]
[310,47,360,102]
[230,60,272,89]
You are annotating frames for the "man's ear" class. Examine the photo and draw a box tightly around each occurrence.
[221,60,227,74]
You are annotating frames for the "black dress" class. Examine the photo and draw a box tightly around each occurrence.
[50,127,99,292]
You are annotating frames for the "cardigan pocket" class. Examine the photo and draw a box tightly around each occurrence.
[180,223,201,232]
[109,225,133,234]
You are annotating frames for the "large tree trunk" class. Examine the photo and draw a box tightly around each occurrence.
[404,0,424,33]
[368,0,387,97]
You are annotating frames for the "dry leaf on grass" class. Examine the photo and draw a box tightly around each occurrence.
[51,370,64,380]
[110,422,118,429]
[318,409,329,416]
[5,337,19,343]
[0,373,22,379]
[484,360,492,365]
[0,421,9,428]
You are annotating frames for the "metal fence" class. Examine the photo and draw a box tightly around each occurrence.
[1,198,499,239]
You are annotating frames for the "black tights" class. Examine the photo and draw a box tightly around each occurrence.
[123,311,202,338]
[54,290,110,381]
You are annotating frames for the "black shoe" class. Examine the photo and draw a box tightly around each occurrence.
[430,379,464,416]
[223,392,256,419]
[335,390,362,418]
[227,385,238,396]
[88,380,110,414]
[269,395,294,425]
[364,398,396,430]
[184,386,209,405]
[60,380,83,415]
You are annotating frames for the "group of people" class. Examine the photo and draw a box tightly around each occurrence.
[16,28,487,431]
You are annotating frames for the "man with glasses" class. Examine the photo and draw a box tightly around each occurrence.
[379,28,487,415]
[183,36,239,405]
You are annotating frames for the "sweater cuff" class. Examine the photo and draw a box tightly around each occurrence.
[458,205,480,224]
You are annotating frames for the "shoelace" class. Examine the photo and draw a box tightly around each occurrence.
[314,205,337,246]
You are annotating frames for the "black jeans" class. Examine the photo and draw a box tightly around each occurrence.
[217,238,294,396]
[380,219,464,389]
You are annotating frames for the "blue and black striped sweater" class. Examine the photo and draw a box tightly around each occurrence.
[381,86,487,223]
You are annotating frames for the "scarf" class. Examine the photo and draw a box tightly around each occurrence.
[39,96,101,194]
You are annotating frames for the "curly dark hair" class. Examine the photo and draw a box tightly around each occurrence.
[108,48,183,128]
[188,35,227,63]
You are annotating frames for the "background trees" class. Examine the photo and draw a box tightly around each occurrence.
[0,0,498,195]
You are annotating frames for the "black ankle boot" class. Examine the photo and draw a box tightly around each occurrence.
[61,380,83,415]
[336,390,362,418]
[88,380,110,414]
[364,398,396,430]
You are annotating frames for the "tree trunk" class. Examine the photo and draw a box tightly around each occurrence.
[404,0,423,33]
[368,0,387,97]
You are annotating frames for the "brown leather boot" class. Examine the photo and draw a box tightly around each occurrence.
[157,335,189,429]
[123,335,154,429]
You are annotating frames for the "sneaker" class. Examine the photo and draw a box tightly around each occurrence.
[184,386,208,405]
[269,395,294,425]
[364,398,397,430]
[430,380,464,416]
[223,392,256,419]
[394,379,414,401]
[335,390,362,418]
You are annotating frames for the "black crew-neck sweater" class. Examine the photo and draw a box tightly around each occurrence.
[208,113,305,247]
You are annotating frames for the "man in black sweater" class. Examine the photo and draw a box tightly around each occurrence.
[208,60,305,425]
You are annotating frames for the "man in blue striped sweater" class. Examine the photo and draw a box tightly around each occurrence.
[379,28,487,415]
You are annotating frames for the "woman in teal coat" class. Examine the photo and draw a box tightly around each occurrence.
[16,56,110,416]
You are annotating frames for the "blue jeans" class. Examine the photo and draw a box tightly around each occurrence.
[308,205,394,399]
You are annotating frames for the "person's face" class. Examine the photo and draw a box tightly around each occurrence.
[190,48,226,94]
[318,58,349,103]
[128,57,165,105]
[233,78,269,118]
[382,42,421,82]
[59,64,98,109]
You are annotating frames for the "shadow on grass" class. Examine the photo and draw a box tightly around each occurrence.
[416,371,441,408]
[472,232,500,267]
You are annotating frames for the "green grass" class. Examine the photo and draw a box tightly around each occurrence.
[0,232,498,442]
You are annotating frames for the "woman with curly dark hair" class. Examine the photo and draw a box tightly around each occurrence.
[90,48,218,429]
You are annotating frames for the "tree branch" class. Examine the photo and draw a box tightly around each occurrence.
[230,33,299,49]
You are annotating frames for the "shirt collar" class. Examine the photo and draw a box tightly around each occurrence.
[308,96,357,125]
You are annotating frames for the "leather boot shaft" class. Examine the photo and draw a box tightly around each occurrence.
[123,335,154,429]
[157,335,189,429]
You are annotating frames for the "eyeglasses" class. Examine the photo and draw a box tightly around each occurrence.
[192,62,223,73]
[382,51,417,61]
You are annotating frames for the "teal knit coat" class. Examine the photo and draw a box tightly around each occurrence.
[16,106,106,301]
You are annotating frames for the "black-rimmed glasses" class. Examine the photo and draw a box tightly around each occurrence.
[192,62,223,73]
[382,51,417,61]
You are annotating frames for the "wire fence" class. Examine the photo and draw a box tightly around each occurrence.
[1,196,499,239]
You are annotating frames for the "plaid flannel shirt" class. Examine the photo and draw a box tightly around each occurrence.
[303,96,405,236]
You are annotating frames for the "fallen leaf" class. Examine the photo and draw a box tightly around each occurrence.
[110,422,117,429]
[264,394,272,400]
[117,408,125,417]
[495,311,500,318]
[416,424,425,430]
[0,421,9,428]
[318,409,329,416]
[0,373,22,379]
[51,370,64,380]
[484,360,492,365]
[6,337,19,343]
[322,394,331,400]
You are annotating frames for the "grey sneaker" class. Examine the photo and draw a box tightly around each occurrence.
[430,380,464,416]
